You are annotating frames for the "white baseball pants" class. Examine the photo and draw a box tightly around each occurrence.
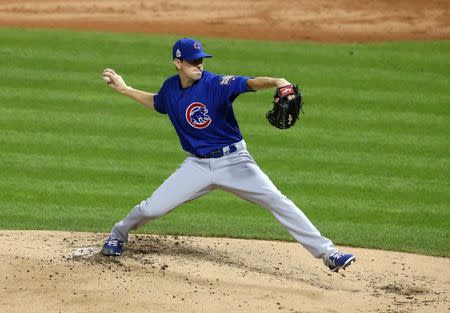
[111,141,335,259]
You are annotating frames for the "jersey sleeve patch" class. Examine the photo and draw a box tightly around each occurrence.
[219,75,236,86]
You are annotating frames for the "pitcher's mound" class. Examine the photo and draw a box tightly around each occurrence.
[0,230,448,313]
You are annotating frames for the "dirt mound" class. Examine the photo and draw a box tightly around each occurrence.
[0,0,449,42]
[1,231,448,313]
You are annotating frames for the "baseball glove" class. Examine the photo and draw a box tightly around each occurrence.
[266,84,304,129]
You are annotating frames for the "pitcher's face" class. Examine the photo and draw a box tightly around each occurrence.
[175,58,204,82]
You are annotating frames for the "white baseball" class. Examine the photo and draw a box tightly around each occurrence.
[103,76,112,84]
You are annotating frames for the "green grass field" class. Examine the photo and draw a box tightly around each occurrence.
[0,28,449,257]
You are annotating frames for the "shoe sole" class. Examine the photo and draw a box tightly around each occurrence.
[331,256,356,272]
[101,247,122,256]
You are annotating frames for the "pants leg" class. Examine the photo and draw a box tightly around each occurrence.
[111,156,212,241]
[212,150,334,259]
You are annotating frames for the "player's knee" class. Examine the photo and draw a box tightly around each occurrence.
[261,192,292,210]
[138,199,167,219]
[264,190,286,203]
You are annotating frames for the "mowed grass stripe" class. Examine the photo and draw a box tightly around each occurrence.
[3,125,448,149]
[3,91,449,120]
[315,220,448,256]
[1,69,166,94]
[4,54,448,89]
[1,113,448,166]
[2,153,448,199]
[0,168,450,212]
[1,105,448,155]
[2,156,448,228]
[2,175,447,230]
[3,150,447,219]
[1,107,446,142]
[3,62,448,102]
[2,149,448,205]
[4,92,450,135]
[1,131,447,181]
[3,89,448,126]
[2,108,448,151]
[2,115,448,171]
[2,136,448,177]
[3,148,447,197]
[0,131,450,170]
[0,112,173,138]
[2,185,447,232]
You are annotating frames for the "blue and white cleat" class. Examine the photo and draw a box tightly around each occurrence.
[325,249,356,272]
[101,236,123,256]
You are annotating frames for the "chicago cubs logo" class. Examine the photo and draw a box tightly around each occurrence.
[185,102,212,129]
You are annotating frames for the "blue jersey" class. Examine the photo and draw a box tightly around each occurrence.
[153,71,253,156]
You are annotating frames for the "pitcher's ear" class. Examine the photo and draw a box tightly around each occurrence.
[174,58,183,70]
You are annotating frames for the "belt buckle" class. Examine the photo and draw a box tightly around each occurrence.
[209,149,223,158]
[222,145,231,155]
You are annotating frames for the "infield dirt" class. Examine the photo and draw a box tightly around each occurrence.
[0,0,449,42]
[1,231,449,313]
[0,1,449,312]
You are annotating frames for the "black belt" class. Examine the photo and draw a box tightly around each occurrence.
[194,144,238,158]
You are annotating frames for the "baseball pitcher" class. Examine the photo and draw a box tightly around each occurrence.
[100,38,356,272]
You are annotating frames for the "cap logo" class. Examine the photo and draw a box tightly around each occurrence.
[175,49,182,58]
[193,42,201,49]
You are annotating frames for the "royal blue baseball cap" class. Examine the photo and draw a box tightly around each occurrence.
[172,38,212,61]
